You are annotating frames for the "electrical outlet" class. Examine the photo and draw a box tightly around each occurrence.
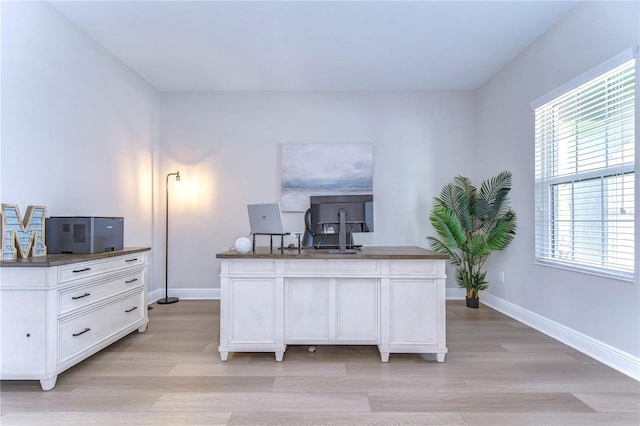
[499,271,505,283]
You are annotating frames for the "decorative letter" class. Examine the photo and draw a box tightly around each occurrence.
[1,204,47,259]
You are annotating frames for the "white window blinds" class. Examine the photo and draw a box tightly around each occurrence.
[533,50,636,281]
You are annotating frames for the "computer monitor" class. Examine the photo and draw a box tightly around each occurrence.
[307,194,373,253]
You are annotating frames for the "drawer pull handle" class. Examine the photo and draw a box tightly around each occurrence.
[125,258,138,263]
[72,267,91,273]
[72,292,91,300]
[125,278,138,284]
[125,306,138,313]
[72,327,91,337]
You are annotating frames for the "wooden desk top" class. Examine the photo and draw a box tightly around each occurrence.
[216,245,448,260]
[0,247,150,268]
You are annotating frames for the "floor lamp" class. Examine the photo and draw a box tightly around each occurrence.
[158,171,180,305]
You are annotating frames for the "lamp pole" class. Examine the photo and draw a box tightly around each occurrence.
[158,171,180,305]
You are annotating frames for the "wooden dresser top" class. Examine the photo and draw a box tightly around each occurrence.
[0,247,150,268]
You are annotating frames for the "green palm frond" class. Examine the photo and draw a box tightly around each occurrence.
[466,233,492,258]
[427,236,462,267]
[474,270,489,291]
[429,205,465,247]
[482,172,513,230]
[438,183,457,210]
[453,176,475,231]
[486,210,518,250]
[439,177,475,232]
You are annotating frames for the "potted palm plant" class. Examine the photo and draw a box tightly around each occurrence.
[427,171,517,308]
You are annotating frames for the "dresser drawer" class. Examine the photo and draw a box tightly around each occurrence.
[58,289,144,363]
[58,271,144,315]
[58,254,145,283]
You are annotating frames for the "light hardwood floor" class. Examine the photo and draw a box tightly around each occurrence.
[1,300,638,425]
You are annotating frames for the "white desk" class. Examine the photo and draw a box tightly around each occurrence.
[217,246,448,362]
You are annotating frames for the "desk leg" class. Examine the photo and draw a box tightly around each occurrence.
[220,351,229,362]
[40,376,57,391]
[437,353,445,362]
[380,352,390,363]
[275,351,284,362]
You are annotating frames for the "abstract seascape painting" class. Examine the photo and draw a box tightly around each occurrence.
[281,144,373,212]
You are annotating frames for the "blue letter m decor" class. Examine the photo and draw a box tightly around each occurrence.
[1,204,47,259]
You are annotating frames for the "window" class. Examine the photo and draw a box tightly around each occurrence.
[532,49,636,281]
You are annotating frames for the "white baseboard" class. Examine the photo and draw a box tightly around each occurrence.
[446,287,466,300]
[481,292,640,381]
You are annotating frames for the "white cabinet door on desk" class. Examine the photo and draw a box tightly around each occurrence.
[335,278,378,342]
[219,277,285,361]
[227,278,279,343]
[285,278,378,344]
[380,277,447,362]
[389,279,438,344]
[285,278,330,342]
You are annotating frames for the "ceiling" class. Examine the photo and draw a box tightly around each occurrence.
[48,0,580,92]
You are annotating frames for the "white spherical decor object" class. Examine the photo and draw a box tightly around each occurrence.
[234,237,252,253]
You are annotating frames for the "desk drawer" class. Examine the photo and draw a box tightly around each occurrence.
[285,259,381,275]
[389,260,443,276]
[58,254,145,283]
[228,259,276,275]
[58,290,144,363]
[58,271,144,315]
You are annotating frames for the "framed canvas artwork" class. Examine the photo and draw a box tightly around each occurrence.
[281,143,373,212]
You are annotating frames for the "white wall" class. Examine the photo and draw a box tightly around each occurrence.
[1,3,159,250]
[476,0,639,363]
[158,91,476,295]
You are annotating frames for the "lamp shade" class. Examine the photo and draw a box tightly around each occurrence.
[234,237,252,253]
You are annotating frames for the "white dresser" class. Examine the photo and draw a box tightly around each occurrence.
[217,246,448,363]
[0,248,150,390]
